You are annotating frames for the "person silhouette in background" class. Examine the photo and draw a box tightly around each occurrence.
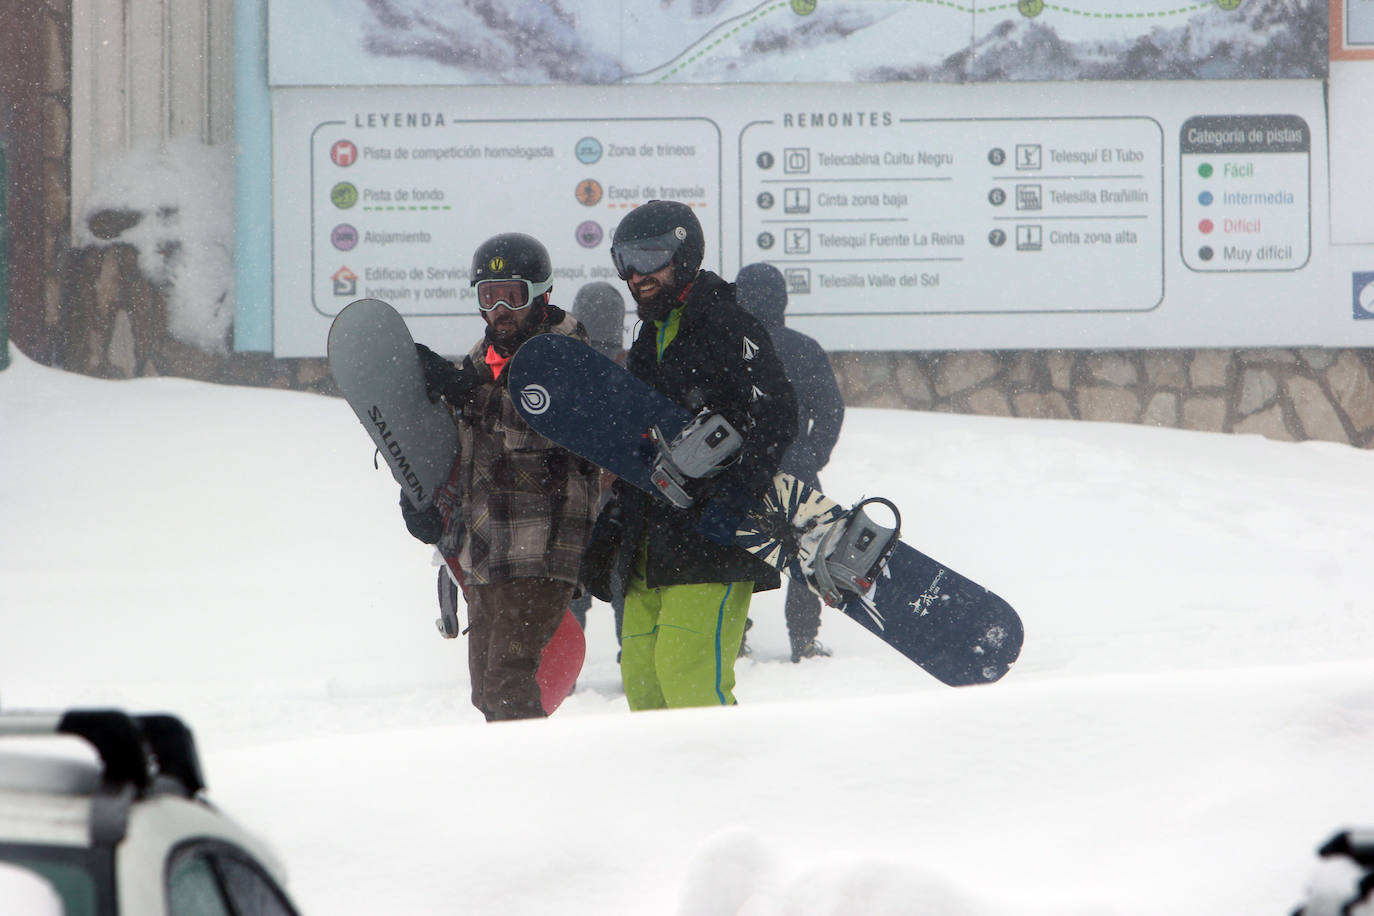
[736,262,846,663]
[569,281,628,652]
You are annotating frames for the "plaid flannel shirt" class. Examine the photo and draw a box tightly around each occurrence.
[455,314,599,586]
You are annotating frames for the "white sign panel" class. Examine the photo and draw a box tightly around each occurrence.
[272,79,1365,357]
[308,116,719,316]
[1177,115,1311,272]
[739,117,1165,317]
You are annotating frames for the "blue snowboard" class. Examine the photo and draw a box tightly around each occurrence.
[508,333,1023,686]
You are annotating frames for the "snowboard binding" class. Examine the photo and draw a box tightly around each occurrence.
[799,497,902,608]
[648,410,744,508]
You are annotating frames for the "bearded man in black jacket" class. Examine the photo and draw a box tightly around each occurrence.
[586,200,797,709]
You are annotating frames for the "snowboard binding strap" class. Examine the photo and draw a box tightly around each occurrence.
[648,410,744,508]
[807,497,902,608]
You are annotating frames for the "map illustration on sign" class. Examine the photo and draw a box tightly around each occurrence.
[271,0,1327,87]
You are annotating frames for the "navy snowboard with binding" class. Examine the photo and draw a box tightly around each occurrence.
[508,332,1022,687]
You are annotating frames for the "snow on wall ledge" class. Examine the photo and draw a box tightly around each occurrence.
[73,140,235,355]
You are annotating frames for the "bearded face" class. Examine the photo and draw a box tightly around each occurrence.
[482,298,544,353]
[627,262,680,323]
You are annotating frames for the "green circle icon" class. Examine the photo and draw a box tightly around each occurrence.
[331,182,359,209]
[1197,163,1213,178]
[1216,0,1241,9]
[1018,0,1044,17]
[791,0,817,13]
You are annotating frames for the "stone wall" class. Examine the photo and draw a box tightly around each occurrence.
[830,347,1374,447]
[38,226,1374,444]
[52,244,1374,444]
[1,0,70,365]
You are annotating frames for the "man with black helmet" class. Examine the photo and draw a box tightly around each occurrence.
[587,200,797,709]
[401,232,600,722]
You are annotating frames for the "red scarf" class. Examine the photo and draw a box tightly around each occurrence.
[484,345,510,379]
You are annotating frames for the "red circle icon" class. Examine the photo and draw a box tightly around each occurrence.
[331,140,358,167]
[1198,219,1214,234]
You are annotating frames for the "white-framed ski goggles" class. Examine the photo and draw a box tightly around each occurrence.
[610,230,683,280]
[475,278,551,312]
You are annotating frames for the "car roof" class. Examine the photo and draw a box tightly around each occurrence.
[0,711,205,797]
[0,781,93,847]
[0,741,102,796]
[0,743,100,847]
[0,709,208,850]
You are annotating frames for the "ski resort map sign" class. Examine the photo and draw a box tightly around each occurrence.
[268,1,1327,87]
[264,0,1370,356]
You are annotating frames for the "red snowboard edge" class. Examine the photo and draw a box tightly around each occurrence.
[537,608,585,715]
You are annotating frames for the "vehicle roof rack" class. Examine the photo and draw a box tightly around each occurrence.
[0,708,205,797]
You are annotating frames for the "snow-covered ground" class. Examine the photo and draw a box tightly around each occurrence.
[3,344,1374,914]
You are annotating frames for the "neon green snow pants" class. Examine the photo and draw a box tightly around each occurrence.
[619,576,753,710]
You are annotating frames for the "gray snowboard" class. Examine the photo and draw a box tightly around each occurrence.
[327,298,458,511]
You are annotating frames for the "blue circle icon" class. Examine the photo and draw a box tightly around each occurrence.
[575,137,603,164]
[1198,191,1214,206]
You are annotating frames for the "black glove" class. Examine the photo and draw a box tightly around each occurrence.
[400,491,444,544]
[700,449,773,504]
[689,450,776,547]
[580,500,624,603]
[415,343,478,406]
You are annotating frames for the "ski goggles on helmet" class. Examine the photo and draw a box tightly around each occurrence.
[610,231,682,280]
[475,278,548,312]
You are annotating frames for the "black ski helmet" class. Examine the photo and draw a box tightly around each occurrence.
[470,232,554,303]
[610,200,705,288]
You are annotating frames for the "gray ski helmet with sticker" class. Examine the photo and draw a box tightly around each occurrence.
[610,200,705,284]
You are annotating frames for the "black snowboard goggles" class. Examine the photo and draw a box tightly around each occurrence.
[610,232,681,280]
[475,278,548,312]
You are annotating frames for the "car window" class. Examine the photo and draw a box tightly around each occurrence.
[0,844,109,916]
[167,841,298,916]
[217,855,297,916]
[168,852,232,916]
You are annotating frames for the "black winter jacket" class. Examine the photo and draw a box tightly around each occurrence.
[601,270,797,593]
[737,266,845,484]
